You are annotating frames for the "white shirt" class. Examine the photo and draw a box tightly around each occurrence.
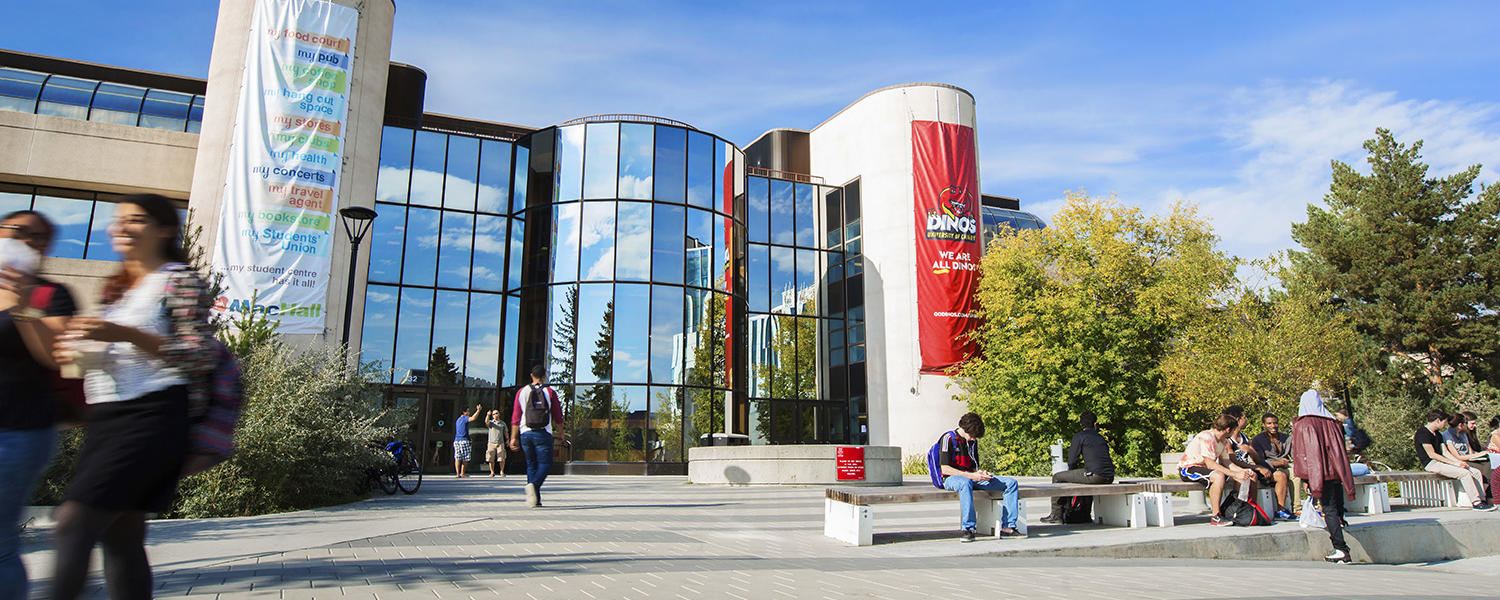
[83,270,188,403]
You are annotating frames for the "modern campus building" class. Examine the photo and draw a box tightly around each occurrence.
[0,0,1044,475]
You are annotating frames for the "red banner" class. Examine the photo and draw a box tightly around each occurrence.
[911,121,981,374]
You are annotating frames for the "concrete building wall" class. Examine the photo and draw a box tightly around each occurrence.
[807,84,979,461]
[0,110,197,196]
[187,0,395,348]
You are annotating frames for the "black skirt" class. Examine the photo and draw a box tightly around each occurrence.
[65,385,189,513]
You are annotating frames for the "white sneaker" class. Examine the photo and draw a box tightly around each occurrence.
[1324,549,1350,564]
[525,483,538,507]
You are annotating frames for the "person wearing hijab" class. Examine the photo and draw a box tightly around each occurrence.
[1291,387,1356,564]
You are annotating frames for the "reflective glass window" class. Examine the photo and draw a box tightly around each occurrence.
[651,204,684,284]
[510,145,529,213]
[476,139,511,214]
[796,249,819,315]
[506,218,524,290]
[824,187,843,247]
[618,123,653,200]
[747,177,768,243]
[770,179,794,246]
[139,89,193,131]
[444,135,479,211]
[615,202,651,281]
[685,208,713,289]
[686,131,713,209]
[579,201,616,281]
[797,317,818,399]
[573,384,609,461]
[715,141,731,214]
[549,285,579,382]
[401,207,440,286]
[84,200,119,261]
[710,291,730,388]
[409,131,446,207]
[36,76,96,120]
[748,245,769,313]
[689,387,719,445]
[0,68,46,113]
[0,189,27,214]
[360,284,400,383]
[429,291,469,385]
[436,212,473,289]
[551,203,581,282]
[471,215,506,292]
[575,283,613,383]
[650,386,683,462]
[393,288,434,384]
[844,179,861,220]
[748,399,768,444]
[367,203,405,283]
[652,125,684,203]
[87,83,144,126]
[31,192,93,259]
[795,183,817,247]
[613,284,650,383]
[612,385,648,461]
[715,215,731,292]
[649,287,682,384]
[770,246,795,314]
[556,125,584,202]
[503,295,520,385]
[186,96,205,134]
[375,126,413,204]
[466,292,503,387]
[582,122,619,199]
[681,288,712,385]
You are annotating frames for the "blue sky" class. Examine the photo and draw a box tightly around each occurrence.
[5,1,1498,262]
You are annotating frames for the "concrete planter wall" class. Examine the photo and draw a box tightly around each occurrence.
[688,445,903,485]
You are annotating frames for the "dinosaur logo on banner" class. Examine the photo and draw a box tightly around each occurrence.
[924,185,978,242]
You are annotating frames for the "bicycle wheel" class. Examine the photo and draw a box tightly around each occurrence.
[377,462,398,495]
[397,444,422,494]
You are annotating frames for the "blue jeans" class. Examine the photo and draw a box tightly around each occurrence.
[0,427,56,600]
[943,474,1019,530]
[519,430,553,488]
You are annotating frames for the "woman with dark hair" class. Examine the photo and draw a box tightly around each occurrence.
[0,210,76,600]
[49,194,214,600]
[1488,415,1500,507]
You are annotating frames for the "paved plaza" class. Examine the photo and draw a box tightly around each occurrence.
[20,475,1500,599]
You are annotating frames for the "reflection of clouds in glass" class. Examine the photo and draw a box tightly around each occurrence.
[613,350,648,374]
[34,198,92,226]
[403,293,434,308]
[405,168,502,208]
[687,183,709,206]
[583,254,614,280]
[556,203,581,250]
[615,203,650,280]
[375,165,408,203]
[476,183,506,212]
[619,175,653,199]
[771,246,794,274]
[471,265,500,282]
[366,290,395,305]
[465,332,500,379]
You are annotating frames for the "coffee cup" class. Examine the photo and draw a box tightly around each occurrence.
[59,339,107,380]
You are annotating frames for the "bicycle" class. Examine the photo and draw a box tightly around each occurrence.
[363,441,422,495]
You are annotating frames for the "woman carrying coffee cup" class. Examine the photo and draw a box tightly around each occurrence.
[50,194,215,600]
[0,209,77,600]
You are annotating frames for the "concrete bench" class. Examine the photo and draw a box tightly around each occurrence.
[823,482,1146,546]
[1131,470,1455,526]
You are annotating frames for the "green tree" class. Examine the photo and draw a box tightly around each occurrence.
[1162,256,1365,425]
[684,289,729,441]
[1289,128,1500,388]
[958,193,1237,476]
[427,346,461,387]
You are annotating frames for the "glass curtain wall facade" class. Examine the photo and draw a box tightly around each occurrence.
[0,66,206,133]
[0,182,186,262]
[510,120,744,467]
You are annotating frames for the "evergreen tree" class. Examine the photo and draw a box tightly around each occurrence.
[1289,129,1500,387]
[427,346,461,387]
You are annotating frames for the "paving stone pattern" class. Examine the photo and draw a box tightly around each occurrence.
[22,476,1500,599]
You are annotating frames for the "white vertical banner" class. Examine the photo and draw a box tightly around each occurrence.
[210,0,358,334]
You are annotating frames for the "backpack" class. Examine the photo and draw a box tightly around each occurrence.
[524,385,553,429]
[183,339,243,476]
[1348,426,1373,453]
[926,432,950,488]
[1061,495,1094,524]
[1220,495,1273,526]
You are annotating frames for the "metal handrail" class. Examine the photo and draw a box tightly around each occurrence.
[557,113,698,130]
[746,166,824,184]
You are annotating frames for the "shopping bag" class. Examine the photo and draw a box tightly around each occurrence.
[1298,497,1325,529]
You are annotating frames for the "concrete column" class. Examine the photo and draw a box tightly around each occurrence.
[187,0,395,349]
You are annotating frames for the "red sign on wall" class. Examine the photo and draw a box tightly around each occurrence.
[836,446,865,481]
[911,121,982,374]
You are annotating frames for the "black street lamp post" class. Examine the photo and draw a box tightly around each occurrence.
[339,206,377,348]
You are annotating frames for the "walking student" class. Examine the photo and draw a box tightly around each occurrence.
[1040,410,1114,524]
[933,412,1021,541]
[453,403,481,477]
[484,408,508,477]
[0,210,76,600]
[1292,388,1357,564]
[50,195,216,599]
[510,365,564,507]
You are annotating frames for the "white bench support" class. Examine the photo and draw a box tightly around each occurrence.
[1141,492,1175,527]
[1399,478,1458,508]
[1094,493,1147,528]
[988,495,1027,536]
[1347,482,1391,514]
[1254,487,1280,514]
[824,498,873,546]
